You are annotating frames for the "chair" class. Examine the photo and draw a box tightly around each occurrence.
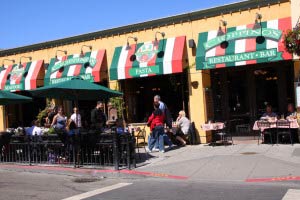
[257,121,272,145]
[235,124,250,136]
[212,121,233,146]
[276,120,292,145]
[187,122,197,145]
[134,127,147,158]
[224,121,233,145]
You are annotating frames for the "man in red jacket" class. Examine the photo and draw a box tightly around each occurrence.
[147,103,165,153]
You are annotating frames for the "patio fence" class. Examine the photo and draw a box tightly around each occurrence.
[0,128,136,170]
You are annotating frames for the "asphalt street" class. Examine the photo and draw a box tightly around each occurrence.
[1,168,300,200]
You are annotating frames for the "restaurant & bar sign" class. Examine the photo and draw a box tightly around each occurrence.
[196,17,293,70]
[44,50,106,85]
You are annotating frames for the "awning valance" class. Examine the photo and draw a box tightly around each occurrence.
[44,50,106,85]
[0,60,44,91]
[196,17,292,70]
[110,36,186,80]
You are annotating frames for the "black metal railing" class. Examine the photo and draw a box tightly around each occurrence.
[0,128,136,170]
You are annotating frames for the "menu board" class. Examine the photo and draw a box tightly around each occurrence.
[296,83,300,107]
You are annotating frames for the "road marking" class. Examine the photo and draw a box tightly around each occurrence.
[61,183,132,200]
[245,176,300,183]
[282,189,300,200]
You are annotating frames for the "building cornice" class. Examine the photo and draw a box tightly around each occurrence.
[0,0,289,57]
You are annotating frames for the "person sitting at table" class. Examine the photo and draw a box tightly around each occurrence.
[175,110,191,146]
[25,120,43,136]
[285,103,297,119]
[261,105,277,118]
[285,103,299,143]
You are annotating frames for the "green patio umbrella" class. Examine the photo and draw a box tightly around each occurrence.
[30,78,123,101]
[0,90,32,105]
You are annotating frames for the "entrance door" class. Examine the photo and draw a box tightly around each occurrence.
[254,67,279,117]
[121,72,189,123]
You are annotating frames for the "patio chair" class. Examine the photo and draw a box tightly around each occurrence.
[276,120,292,145]
[212,121,233,146]
[134,127,147,158]
[257,121,273,145]
[187,122,197,145]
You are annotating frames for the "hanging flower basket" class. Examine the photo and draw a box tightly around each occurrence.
[284,23,300,56]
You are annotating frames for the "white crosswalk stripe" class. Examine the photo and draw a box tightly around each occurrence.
[282,189,300,200]
[61,182,132,200]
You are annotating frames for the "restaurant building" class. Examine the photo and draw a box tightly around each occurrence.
[0,0,299,143]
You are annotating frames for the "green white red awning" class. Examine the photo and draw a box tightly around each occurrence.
[44,50,106,85]
[0,60,44,91]
[196,17,292,70]
[109,36,186,80]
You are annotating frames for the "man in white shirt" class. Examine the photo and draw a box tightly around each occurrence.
[70,107,82,134]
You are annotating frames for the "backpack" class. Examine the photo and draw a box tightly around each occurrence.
[164,106,173,129]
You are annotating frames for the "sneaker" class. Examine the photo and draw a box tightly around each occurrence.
[166,145,173,151]
[160,150,165,153]
[152,148,160,152]
[146,148,152,153]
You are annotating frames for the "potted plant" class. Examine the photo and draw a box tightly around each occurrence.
[284,22,300,56]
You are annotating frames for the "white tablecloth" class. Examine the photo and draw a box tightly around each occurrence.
[252,119,299,131]
[201,122,225,131]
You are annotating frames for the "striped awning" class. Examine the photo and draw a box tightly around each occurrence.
[196,17,292,70]
[44,50,106,85]
[0,60,44,91]
[109,36,186,80]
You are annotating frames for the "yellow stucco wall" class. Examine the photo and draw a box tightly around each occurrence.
[0,106,5,130]
[0,2,292,142]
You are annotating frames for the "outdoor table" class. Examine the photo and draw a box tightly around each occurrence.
[201,122,226,145]
[201,122,225,131]
[253,119,299,144]
[252,119,299,131]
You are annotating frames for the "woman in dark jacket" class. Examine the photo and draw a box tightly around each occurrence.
[147,103,165,153]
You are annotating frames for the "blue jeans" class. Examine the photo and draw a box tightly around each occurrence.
[148,126,164,151]
[148,133,173,149]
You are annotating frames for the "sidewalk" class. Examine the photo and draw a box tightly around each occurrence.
[137,143,300,182]
[1,143,300,182]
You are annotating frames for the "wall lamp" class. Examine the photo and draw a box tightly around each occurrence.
[253,13,265,44]
[217,20,228,49]
[80,45,92,57]
[217,20,227,36]
[253,13,262,29]
[18,56,32,68]
[155,32,166,58]
[126,36,138,50]
[1,58,15,68]
[155,31,165,43]
[55,50,67,61]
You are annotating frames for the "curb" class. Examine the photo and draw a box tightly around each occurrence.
[0,164,188,180]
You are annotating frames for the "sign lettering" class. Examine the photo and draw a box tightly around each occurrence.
[4,84,24,91]
[129,65,160,76]
[50,74,94,85]
[51,57,97,72]
[204,28,282,50]
[203,48,282,69]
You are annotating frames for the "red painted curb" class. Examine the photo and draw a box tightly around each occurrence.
[0,164,188,180]
[245,176,300,183]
